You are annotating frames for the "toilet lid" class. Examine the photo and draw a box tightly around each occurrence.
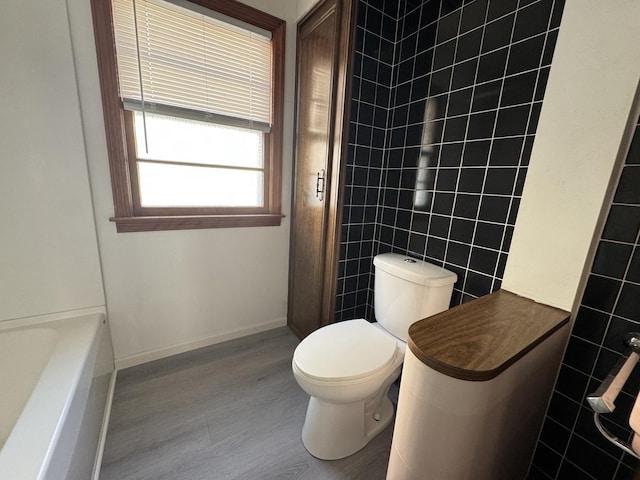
[293,319,398,382]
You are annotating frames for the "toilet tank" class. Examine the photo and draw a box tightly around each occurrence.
[373,253,457,341]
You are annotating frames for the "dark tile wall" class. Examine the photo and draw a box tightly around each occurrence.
[336,0,563,321]
[528,120,640,480]
[336,0,397,321]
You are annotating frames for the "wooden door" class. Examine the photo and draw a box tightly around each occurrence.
[287,0,355,339]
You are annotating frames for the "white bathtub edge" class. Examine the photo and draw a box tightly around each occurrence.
[115,317,287,369]
[92,369,116,480]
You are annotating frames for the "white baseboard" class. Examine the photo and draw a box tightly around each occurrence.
[114,317,288,370]
[92,369,117,480]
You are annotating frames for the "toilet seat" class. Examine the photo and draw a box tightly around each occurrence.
[293,319,398,382]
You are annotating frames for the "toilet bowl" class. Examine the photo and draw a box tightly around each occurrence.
[292,319,404,460]
[292,253,457,460]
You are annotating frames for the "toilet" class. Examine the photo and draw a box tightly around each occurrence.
[292,252,457,460]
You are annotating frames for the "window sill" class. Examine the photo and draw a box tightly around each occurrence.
[110,214,284,232]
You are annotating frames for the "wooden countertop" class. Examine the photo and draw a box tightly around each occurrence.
[407,290,570,381]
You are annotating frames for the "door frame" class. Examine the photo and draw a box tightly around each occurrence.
[287,0,357,338]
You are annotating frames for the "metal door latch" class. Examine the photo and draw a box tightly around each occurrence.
[316,169,325,201]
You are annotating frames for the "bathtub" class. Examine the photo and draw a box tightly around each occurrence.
[0,310,114,480]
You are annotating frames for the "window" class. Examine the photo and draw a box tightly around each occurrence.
[91,0,285,232]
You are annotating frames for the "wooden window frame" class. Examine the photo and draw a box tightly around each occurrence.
[91,0,285,232]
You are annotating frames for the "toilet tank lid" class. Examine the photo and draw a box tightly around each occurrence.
[374,253,457,287]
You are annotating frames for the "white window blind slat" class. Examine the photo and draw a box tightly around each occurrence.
[112,0,272,127]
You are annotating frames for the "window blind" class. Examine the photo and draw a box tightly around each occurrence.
[112,0,272,131]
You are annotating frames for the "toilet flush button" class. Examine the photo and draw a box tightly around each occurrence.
[404,258,416,263]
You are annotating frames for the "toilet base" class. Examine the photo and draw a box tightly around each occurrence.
[301,394,395,460]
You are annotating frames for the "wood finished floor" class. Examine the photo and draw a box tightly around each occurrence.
[100,327,397,480]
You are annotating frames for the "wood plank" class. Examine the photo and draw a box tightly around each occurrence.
[407,289,570,381]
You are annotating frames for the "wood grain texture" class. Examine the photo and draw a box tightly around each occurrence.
[288,0,339,339]
[408,289,570,381]
[100,327,396,480]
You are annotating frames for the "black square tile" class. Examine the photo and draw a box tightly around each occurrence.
[478,195,510,223]
[474,221,504,250]
[453,193,481,218]
[626,126,640,165]
[546,392,579,429]
[535,66,551,101]
[430,67,453,94]
[440,142,465,167]
[393,228,410,250]
[627,247,640,283]
[514,167,526,196]
[414,49,434,78]
[365,6,383,34]
[426,235,447,259]
[436,168,459,191]
[613,166,640,205]
[408,232,427,255]
[446,241,471,267]
[436,10,461,44]
[467,110,497,140]
[563,335,599,373]
[456,28,482,63]
[591,240,633,279]
[572,306,609,345]
[465,270,493,296]
[417,18,437,49]
[602,205,640,243]
[400,32,418,61]
[469,246,499,275]
[398,189,415,209]
[483,167,516,195]
[538,418,571,461]
[463,140,491,166]
[501,224,513,251]
[530,445,560,479]
[433,191,455,215]
[460,0,487,34]
[419,1,440,28]
[430,214,451,238]
[433,39,457,70]
[489,137,524,166]
[512,0,553,42]
[400,168,418,189]
[506,34,545,75]
[471,79,502,112]
[495,253,507,278]
[554,364,589,403]
[581,274,621,313]
[448,87,473,117]
[451,58,479,90]
[500,71,537,107]
[541,29,559,66]
[477,47,508,83]
[482,13,515,54]
[458,167,485,193]
[450,218,475,243]
[528,101,542,134]
[443,116,469,142]
[615,283,640,322]
[495,105,530,137]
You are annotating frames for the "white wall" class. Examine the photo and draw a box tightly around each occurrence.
[503,0,640,312]
[0,0,104,322]
[67,0,300,368]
